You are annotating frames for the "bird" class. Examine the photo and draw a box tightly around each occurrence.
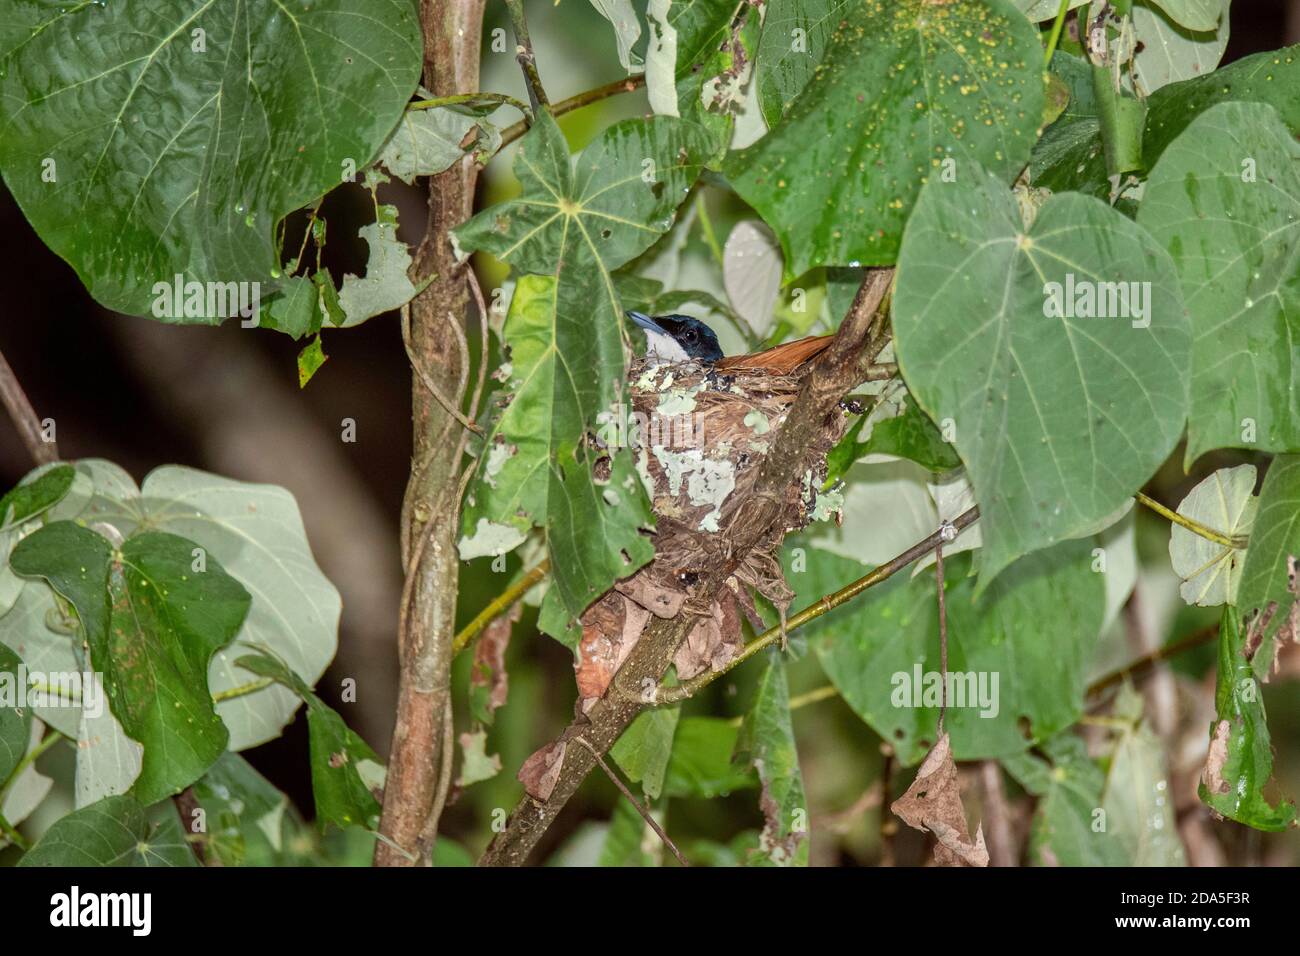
[626,311,835,376]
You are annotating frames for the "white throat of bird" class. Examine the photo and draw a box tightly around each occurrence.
[640,325,691,363]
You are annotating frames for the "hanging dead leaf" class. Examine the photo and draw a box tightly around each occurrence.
[890,734,988,867]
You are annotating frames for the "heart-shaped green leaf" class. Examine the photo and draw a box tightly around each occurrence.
[893,164,1190,584]
[0,0,421,320]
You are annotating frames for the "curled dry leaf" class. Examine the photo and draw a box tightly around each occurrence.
[890,734,988,867]
[472,599,520,717]
[576,592,651,709]
[673,589,743,680]
[518,739,567,802]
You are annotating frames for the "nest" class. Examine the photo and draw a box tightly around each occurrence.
[573,358,851,710]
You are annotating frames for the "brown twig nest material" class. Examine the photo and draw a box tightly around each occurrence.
[573,357,851,711]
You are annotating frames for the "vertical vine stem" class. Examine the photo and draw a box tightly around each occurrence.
[375,0,488,868]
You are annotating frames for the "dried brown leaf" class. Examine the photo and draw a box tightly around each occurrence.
[518,739,567,801]
[1203,719,1232,795]
[890,734,987,868]
[472,599,520,716]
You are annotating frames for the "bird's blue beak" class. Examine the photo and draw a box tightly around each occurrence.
[625,310,662,333]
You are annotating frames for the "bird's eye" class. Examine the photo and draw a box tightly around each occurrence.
[684,328,697,342]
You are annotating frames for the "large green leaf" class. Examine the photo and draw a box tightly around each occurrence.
[19,794,196,867]
[0,0,421,320]
[455,113,709,620]
[10,461,341,751]
[236,653,383,832]
[1237,455,1300,681]
[11,523,250,804]
[735,657,808,866]
[1198,606,1296,830]
[1137,101,1300,465]
[731,0,1044,275]
[893,164,1189,585]
[807,541,1104,765]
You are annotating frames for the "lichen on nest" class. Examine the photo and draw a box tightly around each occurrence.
[573,356,852,711]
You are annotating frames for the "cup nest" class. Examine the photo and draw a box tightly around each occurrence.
[572,357,850,710]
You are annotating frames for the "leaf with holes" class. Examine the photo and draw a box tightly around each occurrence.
[893,164,1189,586]
[735,658,808,866]
[0,0,421,323]
[454,113,708,621]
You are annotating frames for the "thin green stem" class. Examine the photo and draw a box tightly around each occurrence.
[497,75,645,150]
[453,559,550,655]
[409,91,531,117]
[1135,491,1246,550]
[1043,0,1071,68]
[211,678,273,703]
[652,506,981,705]
[0,811,29,850]
[695,195,725,267]
[1,728,65,795]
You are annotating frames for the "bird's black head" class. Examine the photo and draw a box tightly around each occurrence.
[626,311,724,363]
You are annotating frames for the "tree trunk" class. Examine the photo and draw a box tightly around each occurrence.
[375,0,486,867]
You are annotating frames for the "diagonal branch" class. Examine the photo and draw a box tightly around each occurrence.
[478,268,894,866]
[0,347,57,465]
